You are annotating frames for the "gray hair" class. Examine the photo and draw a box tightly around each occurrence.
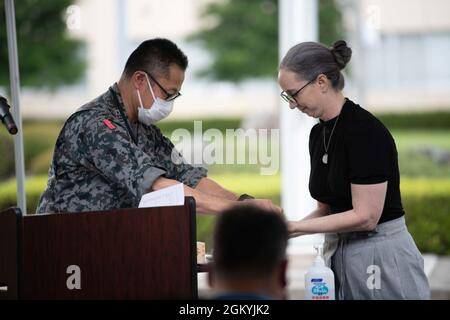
[280,40,352,91]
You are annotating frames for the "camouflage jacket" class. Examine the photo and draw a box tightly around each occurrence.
[36,83,207,213]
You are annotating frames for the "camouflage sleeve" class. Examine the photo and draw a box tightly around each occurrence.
[73,112,166,199]
[154,127,208,188]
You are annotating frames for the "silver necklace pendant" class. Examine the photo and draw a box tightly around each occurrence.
[322,114,341,166]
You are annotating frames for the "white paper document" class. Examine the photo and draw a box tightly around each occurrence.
[138,183,185,208]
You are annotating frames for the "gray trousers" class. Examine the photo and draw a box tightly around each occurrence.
[323,216,430,300]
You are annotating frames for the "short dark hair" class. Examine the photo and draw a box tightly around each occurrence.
[280,40,352,91]
[213,205,288,279]
[123,38,188,79]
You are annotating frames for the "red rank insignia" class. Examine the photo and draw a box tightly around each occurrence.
[103,119,116,130]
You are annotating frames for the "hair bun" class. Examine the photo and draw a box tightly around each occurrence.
[330,40,352,70]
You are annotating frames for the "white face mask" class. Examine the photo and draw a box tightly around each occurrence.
[137,73,174,125]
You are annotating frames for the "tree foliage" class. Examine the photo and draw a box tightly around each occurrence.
[0,0,85,89]
[188,0,344,82]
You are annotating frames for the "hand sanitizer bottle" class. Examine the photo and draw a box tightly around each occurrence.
[305,244,335,300]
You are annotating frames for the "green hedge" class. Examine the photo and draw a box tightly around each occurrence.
[22,123,62,167]
[0,176,47,214]
[0,121,62,179]
[1,113,448,181]
[158,117,242,135]
[0,118,241,180]
[377,111,450,130]
[400,177,450,255]
[1,174,449,255]
[29,148,54,175]
[158,111,450,131]
[0,131,15,179]
[157,111,450,131]
[404,195,450,255]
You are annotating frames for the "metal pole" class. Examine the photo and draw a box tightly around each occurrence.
[5,0,27,214]
[279,0,320,253]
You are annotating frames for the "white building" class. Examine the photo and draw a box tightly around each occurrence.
[16,0,450,120]
[342,0,450,111]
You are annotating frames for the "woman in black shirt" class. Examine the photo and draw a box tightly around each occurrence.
[278,40,429,300]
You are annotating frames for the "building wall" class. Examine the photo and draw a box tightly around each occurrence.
[18,0,450,120]
[343,0,450,111]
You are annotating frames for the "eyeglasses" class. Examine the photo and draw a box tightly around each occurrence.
[280,79,314,104]
[145,72,182,101]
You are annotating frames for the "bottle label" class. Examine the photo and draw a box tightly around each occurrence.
[310,278,330,300]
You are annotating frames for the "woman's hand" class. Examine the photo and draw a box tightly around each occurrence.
[286,220,306,238]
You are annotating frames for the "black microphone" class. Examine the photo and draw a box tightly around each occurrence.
[0,95,18,135]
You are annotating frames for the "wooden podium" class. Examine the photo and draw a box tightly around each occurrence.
[0,198,198,299]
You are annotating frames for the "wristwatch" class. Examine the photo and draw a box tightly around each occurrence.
[237,194,255,201]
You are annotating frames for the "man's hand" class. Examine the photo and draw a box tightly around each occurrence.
[195,177,238,201]
[151,177,284,216]
[243,198,283,215]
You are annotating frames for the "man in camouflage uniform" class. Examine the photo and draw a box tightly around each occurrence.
[37,38,281,214]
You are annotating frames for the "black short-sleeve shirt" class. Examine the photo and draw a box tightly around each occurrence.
[309,98,404,224]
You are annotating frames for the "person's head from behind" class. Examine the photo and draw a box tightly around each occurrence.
[118,38,188,124]
[208,205,289,300]
[278,40,352,120]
